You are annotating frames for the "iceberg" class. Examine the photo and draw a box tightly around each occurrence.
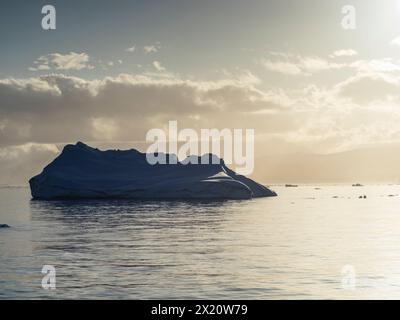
[29,142,277,200]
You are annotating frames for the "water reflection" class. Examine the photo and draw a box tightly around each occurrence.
[27,198,249,299]
[29,199,235,235]
[4,186,400,299]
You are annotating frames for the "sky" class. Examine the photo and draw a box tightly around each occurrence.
[2,0,400,184]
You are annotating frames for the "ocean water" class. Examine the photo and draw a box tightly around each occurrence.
[1,185,400,299]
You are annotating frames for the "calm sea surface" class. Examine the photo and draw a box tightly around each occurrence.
[1,185,400,299]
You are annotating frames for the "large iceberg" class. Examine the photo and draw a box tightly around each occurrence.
[29,142,277,200]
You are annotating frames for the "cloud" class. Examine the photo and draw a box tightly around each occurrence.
[390,36,400,47]
[2,70,399,153]
[330,49,358,58]
[260,60,303,75]
[102,60,123,69]
[29,64,50,72]
[0,72,299,184]
[30,52,93,71]
[349,58,400,73]
[144,43,161,54]
[126,43,161,54]
[261,52,400,77]
[3,64,400,184]
[299,56,344,73]
[260,53,345,76]
[0,73,289,148]
[152,61,166,72]
[0,143,60,185]
[125,45,136,53]
[335,73,400,104]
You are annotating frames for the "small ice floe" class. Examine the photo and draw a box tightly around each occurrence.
[0,224,10,228]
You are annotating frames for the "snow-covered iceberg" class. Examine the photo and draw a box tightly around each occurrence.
[29,142,277,200]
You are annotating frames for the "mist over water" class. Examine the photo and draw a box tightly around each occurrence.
[1,185,400,299]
